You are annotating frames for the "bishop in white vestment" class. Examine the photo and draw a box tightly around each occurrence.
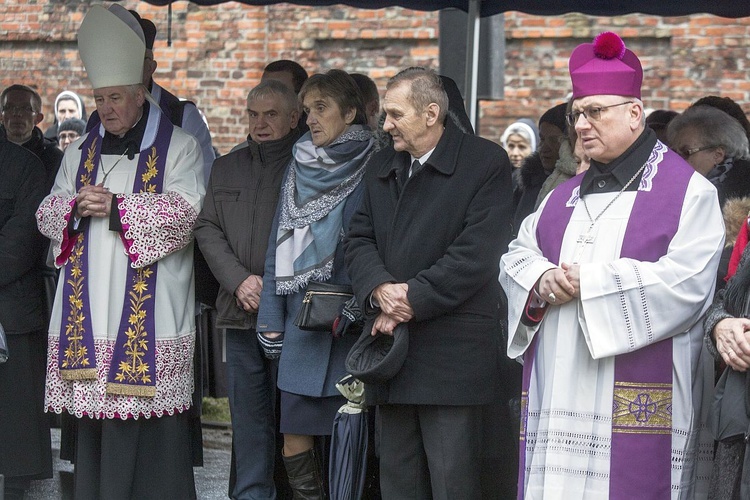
[500,32,724,499]
[35,5,204,498]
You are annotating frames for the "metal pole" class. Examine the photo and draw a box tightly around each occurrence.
[464,0,481,131]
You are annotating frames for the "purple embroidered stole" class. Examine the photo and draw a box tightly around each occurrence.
[526,143,692,498]
[58,112,173,398]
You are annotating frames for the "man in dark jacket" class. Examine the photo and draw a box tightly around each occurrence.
[0,84,63,191]
[0,141,51,499]
[194,79,299,500]
[1,85,64,398]
[345,67,516,498]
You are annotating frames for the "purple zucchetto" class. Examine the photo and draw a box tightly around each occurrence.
[569,32,643,100]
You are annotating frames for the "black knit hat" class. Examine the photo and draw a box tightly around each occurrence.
[539,102,568,133]
[58,118,86,136]
[346,321,409,385]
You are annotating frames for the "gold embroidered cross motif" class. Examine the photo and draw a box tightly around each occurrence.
[111,267,155,394]
[612,382,672,434]
[61,241,97,379]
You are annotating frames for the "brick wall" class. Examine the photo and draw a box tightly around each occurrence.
[1,0,748,154]
[482,12,750,141]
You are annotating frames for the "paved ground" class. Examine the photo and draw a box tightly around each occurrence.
[27,426,233,499]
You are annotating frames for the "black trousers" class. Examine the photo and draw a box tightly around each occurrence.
[378,404,484,500]
[0,331,52,481]
[74,412,196,500]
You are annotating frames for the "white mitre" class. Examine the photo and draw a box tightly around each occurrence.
[78,4,145,89]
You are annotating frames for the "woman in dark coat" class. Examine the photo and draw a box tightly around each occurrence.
[512,102,569,236]
[704,221,750,500]
[256,69,376,499]
[668,105,750,289]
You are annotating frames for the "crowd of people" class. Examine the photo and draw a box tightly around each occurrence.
[2,4,750,500]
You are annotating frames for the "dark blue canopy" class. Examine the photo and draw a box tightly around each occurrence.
[138,0,750,18]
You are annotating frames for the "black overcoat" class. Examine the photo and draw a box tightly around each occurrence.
[0,140,47,334]
[344,122,514,405]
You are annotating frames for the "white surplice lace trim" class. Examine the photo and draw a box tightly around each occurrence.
[45,336,194,419]
[36,193,76,264]
[118,191,198,268]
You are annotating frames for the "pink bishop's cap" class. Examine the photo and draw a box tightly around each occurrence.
[569,32,643,99]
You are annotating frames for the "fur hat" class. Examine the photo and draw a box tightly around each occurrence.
[569,32,643,99]
[723,197,750,248]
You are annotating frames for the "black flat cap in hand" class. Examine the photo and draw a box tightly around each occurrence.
[346,321,409,385]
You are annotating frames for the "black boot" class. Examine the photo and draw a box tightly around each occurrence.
[283,447,325,500]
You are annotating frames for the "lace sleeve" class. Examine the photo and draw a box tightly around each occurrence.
[116,191,198,268]
[36,194,77,267]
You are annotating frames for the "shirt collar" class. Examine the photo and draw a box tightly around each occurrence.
[411,147,436,167]
[580,128,656,195]
[101,102,149,156]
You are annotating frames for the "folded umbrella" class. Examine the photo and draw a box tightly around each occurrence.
[329,374,368,500]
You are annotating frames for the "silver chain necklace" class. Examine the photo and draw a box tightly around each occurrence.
[571,162,648,263]
[99,151,128,186]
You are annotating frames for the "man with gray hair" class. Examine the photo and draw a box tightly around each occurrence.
[36,5,204,497]
[345,67,516,497]
[194,78,300,499]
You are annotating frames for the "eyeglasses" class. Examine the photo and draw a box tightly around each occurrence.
[677,145,717,159]
[1,105,37,115]
[58,132,80,141]
[566,101,633,127]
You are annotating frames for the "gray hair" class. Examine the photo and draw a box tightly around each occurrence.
[125,84,144,98]
[247,79,299,116]
[386,67,448,123]
[668,105,750,160]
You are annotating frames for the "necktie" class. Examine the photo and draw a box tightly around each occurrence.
[410,159,421,177]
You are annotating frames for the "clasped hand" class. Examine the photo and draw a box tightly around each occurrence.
[537,263,580,306]
[235,274,263,312]
[373,282,413,323]
[714,317,750,372]
[76,183,112,219]
[369,282,413,336]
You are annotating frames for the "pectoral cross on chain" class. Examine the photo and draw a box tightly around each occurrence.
[572,225,596,264]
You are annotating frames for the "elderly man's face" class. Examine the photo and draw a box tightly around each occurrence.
[572,95,640,164]
[247,94,298,143]
[94,85,144,137]
[2,89,43,144]
[382,82,429,157]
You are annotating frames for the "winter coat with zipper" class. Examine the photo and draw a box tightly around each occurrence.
[193,129,299,330]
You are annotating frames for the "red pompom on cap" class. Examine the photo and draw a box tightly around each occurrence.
[593,32,626,60]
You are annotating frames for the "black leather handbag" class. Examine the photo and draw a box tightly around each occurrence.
[294,281,355,332]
